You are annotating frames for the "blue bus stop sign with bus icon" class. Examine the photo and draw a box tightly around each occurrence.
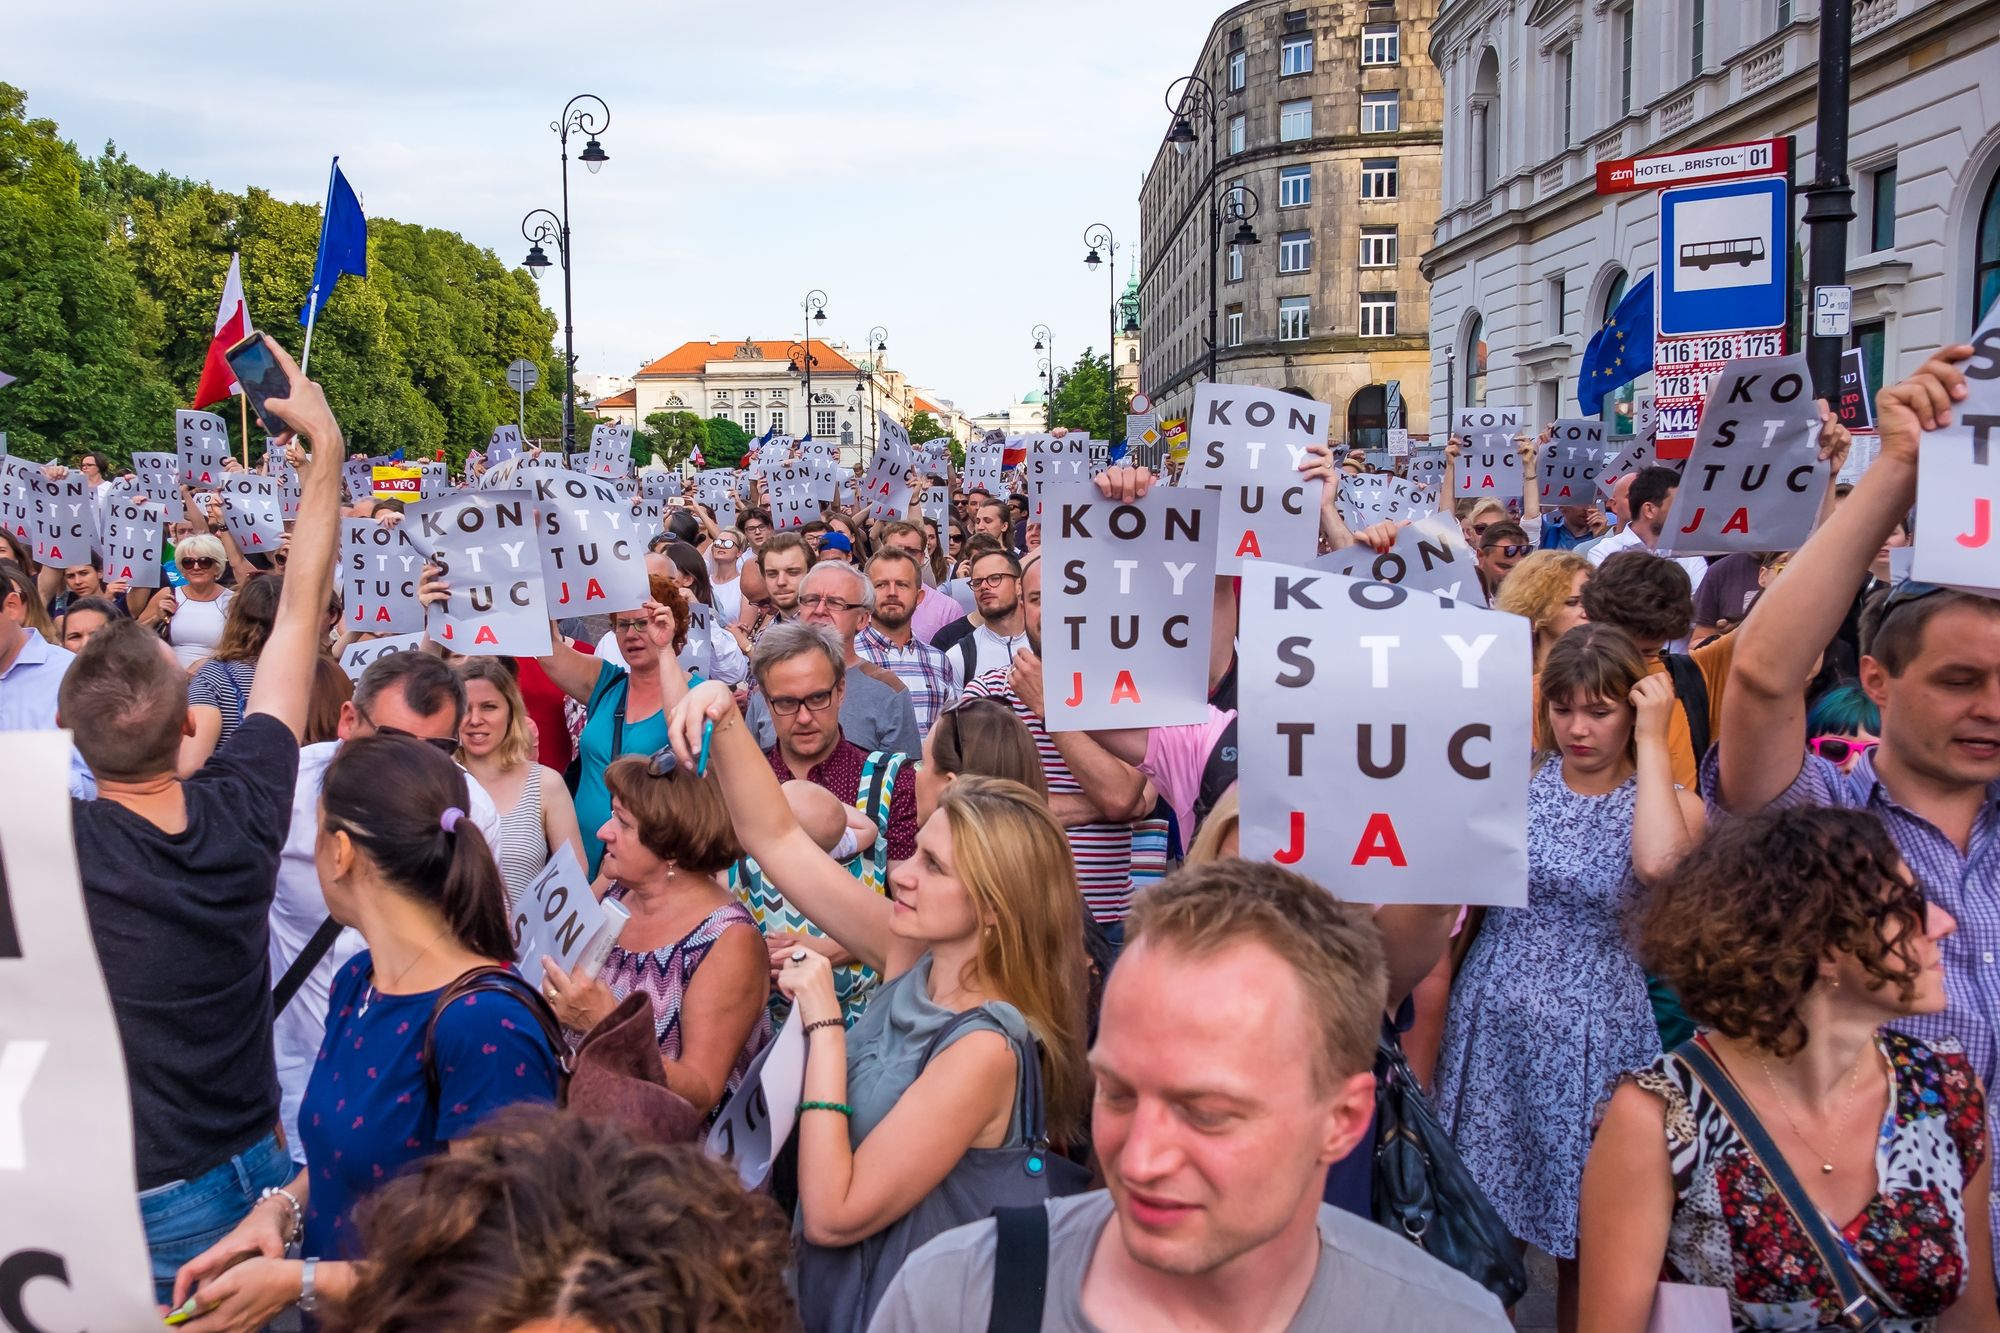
[1657,176,1788,337]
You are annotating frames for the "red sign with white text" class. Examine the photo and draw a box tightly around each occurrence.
[1596,138,1788,194]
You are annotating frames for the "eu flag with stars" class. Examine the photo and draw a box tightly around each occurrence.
[1577,273,1653,416]
[299,157,368,327]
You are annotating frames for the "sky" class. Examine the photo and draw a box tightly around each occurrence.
[11,0,1227,415]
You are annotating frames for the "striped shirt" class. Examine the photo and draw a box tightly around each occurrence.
[856,626,959,734]
[961,670,1134,923]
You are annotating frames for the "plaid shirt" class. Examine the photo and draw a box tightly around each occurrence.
[855,626,959,734]
[1705,747,2000,1278]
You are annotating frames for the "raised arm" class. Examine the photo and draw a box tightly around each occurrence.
[242,342,341,740]
[1715,348,1972,813]
[1628,674,1704,885]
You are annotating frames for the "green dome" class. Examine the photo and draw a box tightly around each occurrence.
[1022,389,1046,405]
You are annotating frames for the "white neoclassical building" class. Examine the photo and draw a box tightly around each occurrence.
[1421,0,2000,433]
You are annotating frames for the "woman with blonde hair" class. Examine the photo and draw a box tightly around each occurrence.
[156,532,234,670]
[666,680,1089,1333]
[453,657,582,901]
[1496,549,1592,666]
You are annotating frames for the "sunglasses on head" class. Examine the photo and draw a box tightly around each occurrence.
[1881,580,1946,618]
[1809,736,1879,764]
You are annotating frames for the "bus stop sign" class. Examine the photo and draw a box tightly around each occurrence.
[1657,175,1789,337]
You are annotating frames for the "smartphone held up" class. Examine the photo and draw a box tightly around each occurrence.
[222,331,295,436]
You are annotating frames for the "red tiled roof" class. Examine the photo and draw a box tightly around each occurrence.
[594,389,636,407]
[913,395,945,415]
[636,339,859,377]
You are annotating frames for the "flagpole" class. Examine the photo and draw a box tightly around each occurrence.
[299,157,338,376]
[240,392,251,466]
[300,289,321,376]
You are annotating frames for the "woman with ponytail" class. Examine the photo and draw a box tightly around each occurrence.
[170,735,560,1330]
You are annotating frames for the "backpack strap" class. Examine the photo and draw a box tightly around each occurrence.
[1660,654,1711,771]
[272,916,344,1016]
[421,966,570,1106]
[987,1205,1051,1333]
[856,749,906,881]
[1191,715,1240,831]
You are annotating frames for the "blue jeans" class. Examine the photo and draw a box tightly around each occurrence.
[138,1131,293,1306]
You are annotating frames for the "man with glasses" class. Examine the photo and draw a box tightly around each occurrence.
[739,507,774,556]
[933,550,1032,685]
[745,563,919,757]
[1709,343,2000,1281]
[1476,520,1532,597]
[270,650,506,1173]
[859,547,960,733]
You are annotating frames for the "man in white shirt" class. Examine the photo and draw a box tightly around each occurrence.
[932,549,1032,685]
[0,560,93,794]
[268,649,502,1163]
[1583,464,1708,593]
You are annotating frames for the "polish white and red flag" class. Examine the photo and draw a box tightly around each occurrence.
[192,253,250,409]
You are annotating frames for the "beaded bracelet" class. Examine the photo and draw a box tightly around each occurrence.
[798,1100,853,1118]
[803,1018,844,1038]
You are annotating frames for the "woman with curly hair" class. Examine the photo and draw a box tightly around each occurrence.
[1432,624,1706,1331]
[326,1107,796,1332]
[1495,549,1592,669]
[1581,806,1991,1332]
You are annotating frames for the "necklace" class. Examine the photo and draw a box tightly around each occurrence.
[358,926,452,1017]
[1757,1042,1875,1175]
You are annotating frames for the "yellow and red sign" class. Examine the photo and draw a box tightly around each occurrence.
[371,465,422,502]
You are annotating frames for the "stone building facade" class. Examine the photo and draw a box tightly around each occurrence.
[1139,0,1445,443]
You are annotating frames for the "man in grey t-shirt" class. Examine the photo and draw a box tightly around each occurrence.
[745,562,919,757]
[870,862,1509,1333]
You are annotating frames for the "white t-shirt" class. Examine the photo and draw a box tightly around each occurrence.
[710,576,743,626]
[1582,525,1710,593]
[269,740,503,1164]
[169,587,233,670]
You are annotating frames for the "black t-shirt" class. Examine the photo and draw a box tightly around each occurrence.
[75,712,300,1188]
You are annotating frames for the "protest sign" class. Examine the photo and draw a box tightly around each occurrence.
[100,497,164,587]
[175,409,231,489]
[418,460,449,499]
[509,846,629,978]
[681,602,722,681]
[1658,354,1825,556]
[1911,301,1999,595]
[1040,483,1220,732]
[1183,382,1330,572]
[1336,472,1434,531]
[518,465,650,615]
[1311,513,1489,607]
[133,451,183,521]
[1539,420,1607,507]
[372,464,422,502]
[629,494,664,538]
[1405,446,1449,498]
[28,470,94,567]
[1387,427,1411,458]
[1595,432,1677,499]
[706,1012,806,1191]
[858,413,915,522]
[920,486,949,527]
[487,424,525,469]
[0,458,38,551]
[1454,407,1526,498]
[1237,563,1530,905]
[264,447,303,520]
[768,459,821,530]
[342,518,426,632]
[1632,391,1658,442]
[342,457,371,503]
[587,422,633,479]
[216,474,285,553]
[337,631,427,681]
[402,490,552,656]
[0,733,161,1327]
[642,470,676,504]
[1836,347,1876,435]
[1025,435,1091,521]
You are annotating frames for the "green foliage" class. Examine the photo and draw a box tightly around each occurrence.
[702,415,751,469]
[639,410,707,470]
[1049,347,1131,444]
[0,84,562,470]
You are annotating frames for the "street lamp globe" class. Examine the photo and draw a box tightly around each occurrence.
[524,243,552,277]
[1084,247,1103,271]
[580,137,609,173]
[814,307,827,325]
[1231,218,1260,247]
[1167,116,1197,156]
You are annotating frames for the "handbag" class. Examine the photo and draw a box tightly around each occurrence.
[1372,1021,1530,1307]
[565,989,705,1145]
[1676,1040,1887,1332]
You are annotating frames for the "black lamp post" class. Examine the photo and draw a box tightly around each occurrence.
[867,325,888,456]
[1084,223,1123,435]
[1163,74,1238,385]
[786,340,816,444]
[520,93,610,453]
[801,289,829,442]
[1031,325,1053,430]
[1207,182,1262,382]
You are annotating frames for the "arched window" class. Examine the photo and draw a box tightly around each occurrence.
[1472,49,1502,197]
[1348,384,1389,449]
[1598,270,1637,433]
[1463,315,1487,409]
[1976,172,2000,328]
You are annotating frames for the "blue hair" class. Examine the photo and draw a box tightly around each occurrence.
[1806,684,1880,740]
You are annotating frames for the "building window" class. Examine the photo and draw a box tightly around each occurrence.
[1464,313,1489,409]
[1690,0,1705,78]
[1281,35,1313,76]
[1558,46,1575,148]
[742,410,758,435]
[1869,164,1897,253]
[1227,244,1244,282]
[1359,227,1398,267]
[1278,297,1311,341]
[1280,99,1312,142]
[1228,115,1246,153]
[1278,230,1312,273]
[1227,49,1246,91]
[769,410,786,434]
[1361,91,1399,134]
[742,388,758,400]
[1361,23,1399,65]
[1226,304,1244,347]
[1279,165,1311,208]
[1618,7,1635,115]
[1547,272,1567,333]
[767,388,785,403]
[1977,172,2000,328]
[814,408,837,438]
[1850,320,1886,407]
[1777,0,1794,24]
[713,390,730,403]
[1360,158,1399,199]
[1359,294,1396,337]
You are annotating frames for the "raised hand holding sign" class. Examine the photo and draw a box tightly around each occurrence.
[1183,382,1331,572]
[1658,354,1825,556]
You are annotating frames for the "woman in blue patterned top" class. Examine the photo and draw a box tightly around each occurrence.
[170,734,560,1329]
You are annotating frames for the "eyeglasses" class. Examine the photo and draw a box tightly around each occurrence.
[1809,736,1879,764]
[609,616,653,634]
[354,704,462,755]
[967,573,1018,590]
[767,689,836,716]
[798,594,857,613]
[713,540,740,551]
[179,557,219,571]
[1485,544,1531,558]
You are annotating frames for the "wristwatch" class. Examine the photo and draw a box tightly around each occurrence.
[298,1258,320,1314]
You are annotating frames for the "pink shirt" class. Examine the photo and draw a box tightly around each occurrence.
[911,585,961,646]
[1141,706,1237,852]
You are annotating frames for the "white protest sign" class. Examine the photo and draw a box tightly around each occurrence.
[1041,483,1220,732]
[509,846,627,977]
[403,490,552,656]
[1184,383,1330,573]
[337,631,428,681]
[175,409,232,489]
[1540,420,1608,507]
[705,1012,807,1191]
[1405,446,1449,500]
[0,733,161,1326]
[133,451,184,521]
[264,447,303,521]
[518,465,651,615]
[418,459,450,499]
[586,422,633,479]
[341,518,425,633]
[1025,435,1091,521]
[920,486,949,527]
[1658,354,1825,556]
[217,474,285,553]
[1454,407,1526,499]
[0,457,37,551]
[681,602,722,681]
[487,424,524,469]
[1311,513,1489,607]
[100,497,164,587]
[769,459,822,530]
[342,457,372,503]
[27,470,94,567]
[1912,302,2000,595]
[1596,432,1671,499]
[1632,390,1658,442]
[1336,472,1434,531]
[1238,563,1530,905]
[1387,427,1411,458]
[859,413,915,522]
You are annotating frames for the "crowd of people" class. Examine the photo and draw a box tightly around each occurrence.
[1,328,1995,1333]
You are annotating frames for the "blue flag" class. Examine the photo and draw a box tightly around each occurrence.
[756,425,775,446]
[299,157,368,327]
[386,447,405,463]
[1577,274,1654,416]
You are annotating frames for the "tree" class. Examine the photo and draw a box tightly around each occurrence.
[907,410,947,444]
[1049,347,1131,444]
[702,415,751,469]
[639,410,707,470]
